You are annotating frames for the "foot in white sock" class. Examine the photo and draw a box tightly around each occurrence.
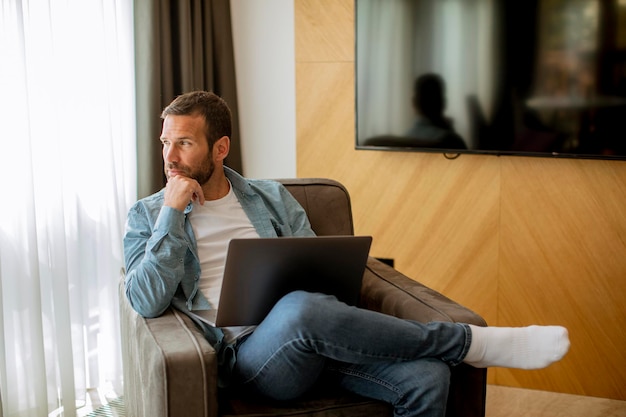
[463,325,570,369]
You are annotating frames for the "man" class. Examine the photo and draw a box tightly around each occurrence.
[124,91,570,417]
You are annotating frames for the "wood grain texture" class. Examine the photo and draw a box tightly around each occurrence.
[295,0,354,62]
[295,0,626,400]
[497,157,626,399]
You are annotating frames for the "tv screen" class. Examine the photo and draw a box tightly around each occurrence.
[355,0,626,160]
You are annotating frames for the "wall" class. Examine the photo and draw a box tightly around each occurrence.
[231,0,296,178]
[294,0,626,400]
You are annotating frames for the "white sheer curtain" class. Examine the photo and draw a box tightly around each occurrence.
[356,0,495,148]
[0,1,135,416]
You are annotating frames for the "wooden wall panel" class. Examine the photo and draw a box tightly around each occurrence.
[498,157,626,399]
[295,0,626,400]
[295,0,353,62]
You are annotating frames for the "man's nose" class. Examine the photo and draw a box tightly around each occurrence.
[163,145,178,162]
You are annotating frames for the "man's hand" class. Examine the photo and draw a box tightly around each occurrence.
[163,175,205,211]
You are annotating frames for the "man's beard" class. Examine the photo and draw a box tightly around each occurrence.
[165,158,214,186]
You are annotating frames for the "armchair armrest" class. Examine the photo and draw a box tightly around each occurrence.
[119,273,220,417]
[359,258,487,417]
[360,258,487,326]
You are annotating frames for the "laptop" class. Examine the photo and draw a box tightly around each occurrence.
[214,235,372,327]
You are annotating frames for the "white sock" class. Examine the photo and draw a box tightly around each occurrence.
[463,325,570,369]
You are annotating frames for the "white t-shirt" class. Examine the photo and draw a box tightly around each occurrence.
[188,182,260,343]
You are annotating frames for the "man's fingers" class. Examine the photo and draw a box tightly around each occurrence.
[164,176,202,210]
[194,186,205,205]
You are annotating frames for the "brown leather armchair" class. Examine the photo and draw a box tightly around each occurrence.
[119,178,487,417]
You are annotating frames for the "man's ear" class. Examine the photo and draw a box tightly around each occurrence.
[213,136,230,162]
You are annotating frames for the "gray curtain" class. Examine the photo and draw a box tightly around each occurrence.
[134,0,242,198]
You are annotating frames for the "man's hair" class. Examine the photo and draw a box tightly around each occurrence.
[161,91,232,148]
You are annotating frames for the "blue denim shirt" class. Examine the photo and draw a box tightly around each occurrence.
[123,167,315,385]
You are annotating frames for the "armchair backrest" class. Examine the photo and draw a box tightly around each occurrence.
[278,178,354,236]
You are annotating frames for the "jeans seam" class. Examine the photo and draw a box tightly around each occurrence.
[241,336,411,385]
[450,323,472,366]
[242,337,331,385]
[328,365,401,394]
[241,338,300,384]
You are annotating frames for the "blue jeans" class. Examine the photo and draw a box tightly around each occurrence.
[232,291,472,417]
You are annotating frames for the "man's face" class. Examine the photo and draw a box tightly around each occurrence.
[160,114,214,185]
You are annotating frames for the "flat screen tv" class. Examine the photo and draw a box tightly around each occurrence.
[355,0,626,160]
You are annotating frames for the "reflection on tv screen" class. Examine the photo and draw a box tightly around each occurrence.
[356,0,626,159]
